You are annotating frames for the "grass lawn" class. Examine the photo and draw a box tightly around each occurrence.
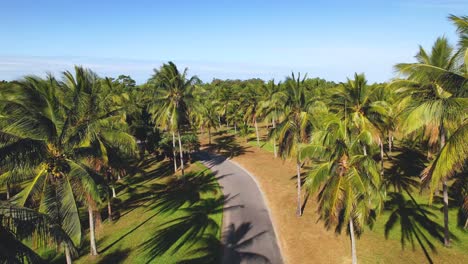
[43,159,223,264]
[200,126,468,264]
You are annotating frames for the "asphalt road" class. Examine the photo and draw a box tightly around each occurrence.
[197,152,284,264]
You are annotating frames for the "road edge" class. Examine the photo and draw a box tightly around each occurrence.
[226,158,287,264]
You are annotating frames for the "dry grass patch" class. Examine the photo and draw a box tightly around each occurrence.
[200,127,468,264]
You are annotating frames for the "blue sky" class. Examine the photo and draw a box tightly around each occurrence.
[0,0,466,83]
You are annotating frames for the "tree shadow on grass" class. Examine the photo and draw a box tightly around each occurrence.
[141,195,242,263]
[213,129,228,136]
[97,248,131,264]
[178,223,270,264]
[99,211,159,254]
[385,147,427,192]
[147,170,229,213]
[137,155,163,170]
[142,196,238,260]
[119,166,229,221]
[203,135,251,158]
[384,192,457,264]
[124,160,173,187]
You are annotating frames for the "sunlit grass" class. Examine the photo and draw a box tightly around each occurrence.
[40,160,223,264]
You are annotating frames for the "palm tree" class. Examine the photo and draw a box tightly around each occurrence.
[197,102,219,145]
[395,37,467,246]
[242,83,263,146]
[259,80,284,158]
[303,114,384,264]
[148,62,200,176]
[421,121,468,227]
[0,202,77,264]
[330,73,386,172]
[75,76,137,252]
[448,15,468,60]
[273,72,315,216]
[0,68,107,262]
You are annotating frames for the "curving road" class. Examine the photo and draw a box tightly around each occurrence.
[197,152,284,264]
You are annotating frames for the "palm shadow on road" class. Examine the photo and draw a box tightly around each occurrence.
[179,222,270,264]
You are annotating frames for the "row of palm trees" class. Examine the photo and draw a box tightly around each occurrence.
[187,15,467,263]
[0,69,138,263]
[0,14,466,264]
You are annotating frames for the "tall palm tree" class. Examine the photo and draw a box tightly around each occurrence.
[273,72,315,216]
[74,76,137,254]
[148,62,200,176]
[0,67,110,262]
[259,80,284,158]
[242,83,263,146]
[421,121,468,226]
[195,102,219,145]
[330,73,386,164]
[303,114,384,264]
[395,37,467,246]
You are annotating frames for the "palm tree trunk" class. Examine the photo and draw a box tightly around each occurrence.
[234,123,237,134]
[65,245,73,264]
[296,161,302,216]
[272,119,277,158]
[379,137,384,176]
[388,131,392,154]
[208,127,211,145]
[6,183,10,200]
[177,130,185,176]
[440,127,450,247]
[349,219,358,264]
[88,205,98,255]
[172,131,177,173]
[254,118,260,146]
[443,179,450,246]
[112,186,116,198]
[107,200,113,221]
[362,145,367,156]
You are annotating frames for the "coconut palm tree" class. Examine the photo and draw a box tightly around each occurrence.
[330,73,386,164]
[259,80,284,158]
[273,72,316,216]
[448,15,467,58]
[394,37,467,246]
[0,73,99,262]
[421,121,468,227]
[0,202,77,264]
[242,83,263,146]
[73,76,137,253]
[303,114,384,264]
[0,67,127,261]
[148,62,200,176]
[196,102,219,145]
